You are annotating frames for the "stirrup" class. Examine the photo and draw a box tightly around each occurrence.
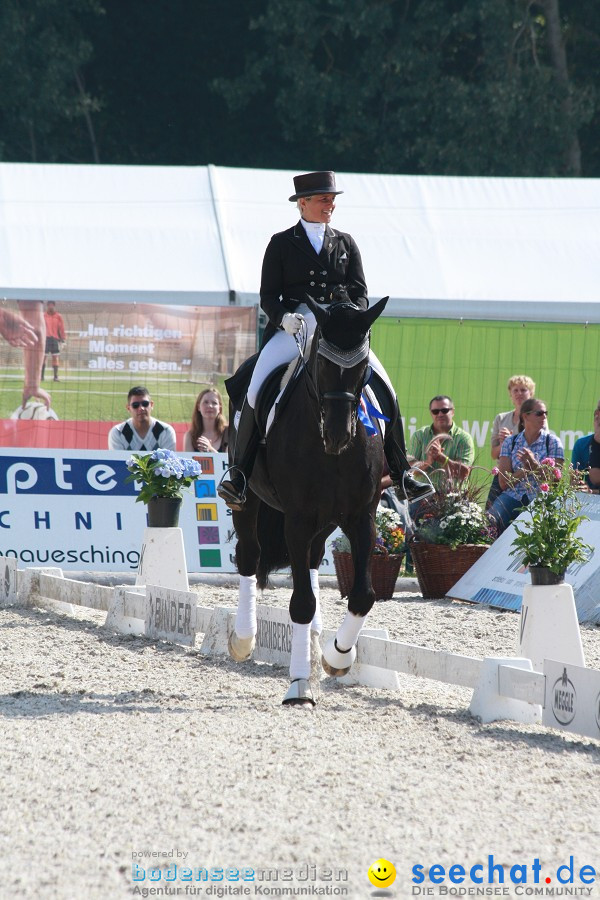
[217,466,248,509]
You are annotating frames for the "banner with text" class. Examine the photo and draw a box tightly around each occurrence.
[0,300,256,449]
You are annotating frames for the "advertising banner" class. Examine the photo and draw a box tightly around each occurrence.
[0,300,256,449]
[373,316,600,465]
[0,448,340,575]
[449,493,600,624]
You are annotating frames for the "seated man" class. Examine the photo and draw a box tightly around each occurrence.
[572,400,600,495]
[409,395,475,484]
[108,386,176,451]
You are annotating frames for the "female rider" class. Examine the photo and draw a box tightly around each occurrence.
[218,171,431,509]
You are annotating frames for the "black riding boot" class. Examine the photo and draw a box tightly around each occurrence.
[369,371,433,502]
[217,401,260,510]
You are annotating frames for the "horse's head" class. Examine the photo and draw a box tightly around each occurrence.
[305,292,389,455]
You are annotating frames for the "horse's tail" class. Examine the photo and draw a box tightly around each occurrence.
[256,502,289,589]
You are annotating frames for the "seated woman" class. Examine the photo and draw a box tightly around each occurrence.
[183,388,229,453]
[488,398,564,533]
[487,374,535,507]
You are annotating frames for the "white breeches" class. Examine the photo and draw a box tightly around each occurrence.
[247,303,393,407]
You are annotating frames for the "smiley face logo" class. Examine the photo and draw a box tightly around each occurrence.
[368,858,396,888]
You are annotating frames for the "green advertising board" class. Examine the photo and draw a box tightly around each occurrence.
[372,316,600,468]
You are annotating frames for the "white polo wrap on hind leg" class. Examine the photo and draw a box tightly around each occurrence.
[336,611,367,651]
[235,574,257,639]
[290,622,312,681]
[309,569,322,634]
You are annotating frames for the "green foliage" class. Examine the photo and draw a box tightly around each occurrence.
[212,0,598,175]
[0,0,103,161]
[413,478,495,549]
[2,0,600,174]
[510,460,593,575]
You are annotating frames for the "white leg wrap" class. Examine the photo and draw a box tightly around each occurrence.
[309,569,322,635]
[290,622,312,681]
[235,574,257,639]
[336,611,367,652]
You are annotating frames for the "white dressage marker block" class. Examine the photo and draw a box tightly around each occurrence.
[469,657,542,725]
[136,527,189,592]
[105,586,146,636]
[145,584,197,647]
[519,583,585,674]
[0,557,18,608]
[542,659,600,741]
[338,628,401,690]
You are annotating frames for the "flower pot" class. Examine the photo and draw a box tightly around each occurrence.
[410,541,489,600]
[147,496,182,528]
[332,551,403,601]
[528,566,565,586]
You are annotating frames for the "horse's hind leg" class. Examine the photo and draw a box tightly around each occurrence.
[322,511,376,676]
[229,492,261,661]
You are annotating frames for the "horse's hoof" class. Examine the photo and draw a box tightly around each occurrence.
[282,678,316,707]
[321,637,357,677]
[228,631,255,662]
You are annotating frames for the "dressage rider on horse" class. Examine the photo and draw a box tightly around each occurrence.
[217,170,431,509]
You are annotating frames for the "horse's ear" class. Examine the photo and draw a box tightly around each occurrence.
[361,296,389,329]
[304,295,329,328]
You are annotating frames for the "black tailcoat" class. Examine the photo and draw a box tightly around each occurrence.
[259,221,368,347]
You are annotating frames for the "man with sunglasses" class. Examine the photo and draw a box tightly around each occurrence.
[108,386,176,451]
[409,395,475,483]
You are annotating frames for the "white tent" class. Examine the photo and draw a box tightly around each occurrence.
[1,162,599,322]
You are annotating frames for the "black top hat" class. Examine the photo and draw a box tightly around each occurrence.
[289,171,343,202]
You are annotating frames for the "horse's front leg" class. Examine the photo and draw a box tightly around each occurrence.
[322,507,377,676]
[228,491,261,662]
[281,517,322,707]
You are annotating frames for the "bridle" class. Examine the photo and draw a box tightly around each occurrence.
[294,304,371,443]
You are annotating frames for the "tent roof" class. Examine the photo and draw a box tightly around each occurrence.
[1,162,599,321]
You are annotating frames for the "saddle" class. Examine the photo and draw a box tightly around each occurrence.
[224,347,308,437]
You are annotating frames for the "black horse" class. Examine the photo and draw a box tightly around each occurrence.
[226,293,389,705]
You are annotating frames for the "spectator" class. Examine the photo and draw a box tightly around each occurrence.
[572,400,600,494]
[183,388,229,452]
[488,398,564,533]
[42,301,66,382]
[487,374,535,507]
[409,395,475,485]
[108,386,176,451]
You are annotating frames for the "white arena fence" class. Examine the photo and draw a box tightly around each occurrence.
[1,556,599,743]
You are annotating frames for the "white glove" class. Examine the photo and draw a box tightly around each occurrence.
[281,312,304,335]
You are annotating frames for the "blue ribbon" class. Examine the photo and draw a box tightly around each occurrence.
[358,395,390,435]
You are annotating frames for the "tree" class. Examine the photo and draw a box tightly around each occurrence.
[0,0,103,162]
[214,0,598,176]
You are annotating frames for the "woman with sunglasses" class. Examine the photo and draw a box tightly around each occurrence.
[108,385,176,451]
[488,398,564,533]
